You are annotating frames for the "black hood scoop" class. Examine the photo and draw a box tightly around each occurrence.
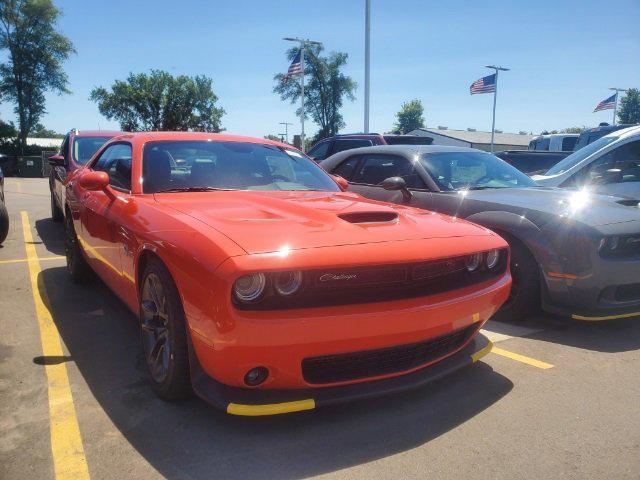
[338,211,399,224]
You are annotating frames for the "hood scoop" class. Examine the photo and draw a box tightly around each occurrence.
[616,199,640,208]
[338,211,399,224]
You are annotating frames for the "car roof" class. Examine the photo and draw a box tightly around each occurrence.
[72,130,122,137]
[603,125,640,139]
[109,131,294,150]
[330,144,485,156]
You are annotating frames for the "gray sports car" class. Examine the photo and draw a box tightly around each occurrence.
[321,145,640,322]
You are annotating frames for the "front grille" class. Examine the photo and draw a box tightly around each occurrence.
[234,249,508,310]
[302,324,478,384]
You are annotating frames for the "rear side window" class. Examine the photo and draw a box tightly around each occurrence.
[352,154,425,188]
[308,141,331,160]
[332,156,360,180]
[331,139,372,154]
[561,137,577,151]
[92,143,132,191]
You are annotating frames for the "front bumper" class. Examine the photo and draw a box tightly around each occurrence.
[190,333,492,416]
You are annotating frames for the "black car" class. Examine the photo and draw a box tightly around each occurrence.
[322,145,640,322]
[574,124,636,151]
[495,150,571,175]
[0,167,8,245]
[307,133,433,162]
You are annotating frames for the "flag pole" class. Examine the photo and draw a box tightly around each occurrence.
[609,88,628,126]
[485,65,509,153]
[283,37,323,152]
[364,0,371,133]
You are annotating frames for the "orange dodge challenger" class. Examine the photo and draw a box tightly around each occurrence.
[64,132,511,415]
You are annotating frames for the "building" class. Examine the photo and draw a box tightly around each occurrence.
[408,128,533,151]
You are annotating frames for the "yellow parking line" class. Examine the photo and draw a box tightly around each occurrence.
[16,180,22,193]
[21,211,90,480]
[492,347,554,369]
[0,256,65,265]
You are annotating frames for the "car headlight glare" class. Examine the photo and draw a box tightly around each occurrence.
[233,273,266,302]
[466,252,483,272]
[274,270,303,296]
[485,249,500,269]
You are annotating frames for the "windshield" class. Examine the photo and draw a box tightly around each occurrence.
[421,151,536,191]
[142,141,340,193]
[73,136,113,165]
[544,135,619,176]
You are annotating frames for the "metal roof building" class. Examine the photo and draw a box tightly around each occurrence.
[408,128,534,151]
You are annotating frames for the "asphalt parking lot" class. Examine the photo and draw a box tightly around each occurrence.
[1,177,639,480]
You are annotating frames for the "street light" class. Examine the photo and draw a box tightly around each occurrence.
[283,37,323,152]
[609,87,628,125]
[485,65,510,152]
[279,122,293,143]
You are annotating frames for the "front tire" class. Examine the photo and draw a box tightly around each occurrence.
[51,192,63,222]
[494,238,540,322]
[0,202,8,245]
[65,212,91,282]
[139,258,191,400]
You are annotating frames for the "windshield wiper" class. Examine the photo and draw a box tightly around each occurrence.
[154,187,228,193]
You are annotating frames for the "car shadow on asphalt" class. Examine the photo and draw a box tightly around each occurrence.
[37,265,513,480]
[485,312,640,353]
[34,217,65,256]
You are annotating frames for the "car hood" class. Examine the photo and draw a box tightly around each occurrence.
[154,190,493,254]
[459,187,640,227]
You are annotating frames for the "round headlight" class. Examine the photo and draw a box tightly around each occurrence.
[466,253,483,272]
[234,273,266,302]
[486,249,500,269]
[274,270,303,296]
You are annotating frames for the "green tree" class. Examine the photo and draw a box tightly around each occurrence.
[0,0,74,150]
[274,46,356,141]
[90,70,225,132]
[560,127,585,134]
[617,88,640,124]
[31,122,62,138]
[394,99,425,134]
[0,118,17,141]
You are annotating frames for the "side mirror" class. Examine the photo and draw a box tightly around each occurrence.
[381,176,413,202]
[332,174,349,191]
[79,170,109,191]
[48,154,65,166]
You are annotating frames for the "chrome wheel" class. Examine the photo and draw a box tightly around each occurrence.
[141,273,171,383]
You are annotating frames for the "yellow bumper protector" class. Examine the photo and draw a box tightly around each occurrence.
[227,399,316,416]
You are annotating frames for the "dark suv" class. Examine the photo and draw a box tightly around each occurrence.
[307,133,433,161]
[574,124,636,151]
[49,129,121,221]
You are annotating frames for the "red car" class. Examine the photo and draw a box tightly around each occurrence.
[64,131,510,415]
[49,129,121,221]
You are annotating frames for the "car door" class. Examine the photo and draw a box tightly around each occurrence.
[335,153,434,209]
[567,139,640,197]
[52,134,69,207]
[79,143,133,294]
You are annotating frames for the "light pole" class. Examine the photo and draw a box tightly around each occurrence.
[283,37,323,152]
[485,65,509,152]
[364,0,371,133]
[279,122,293,143]
[609,87,628,125]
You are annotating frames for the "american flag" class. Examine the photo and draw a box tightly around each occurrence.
[594,93,617,112]
[284,49,303,80]
[470,74,496,95]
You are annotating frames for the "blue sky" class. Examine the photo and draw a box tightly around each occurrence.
[1,0,638,138]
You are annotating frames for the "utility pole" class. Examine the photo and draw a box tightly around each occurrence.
[609,87,628,125]
[485,65,509,152]
[279,122,293,143]
[364,0,371,133]
[283,37,323,152]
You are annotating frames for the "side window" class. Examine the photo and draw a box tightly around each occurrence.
[92,144,133,191]
[308,141,331,160]
[561,137,577,151]
[331,139,373,154]
[332,156,360,180]
[351,154,426,189]
[60,135,70,161]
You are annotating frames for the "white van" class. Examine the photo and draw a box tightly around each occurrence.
[528,134,579,152]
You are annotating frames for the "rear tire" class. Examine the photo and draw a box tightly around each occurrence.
[494,237,540,322]
[139,258,191,400]
[65,212,91,283]
[0,202,8,245]
[51,192,63,222]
